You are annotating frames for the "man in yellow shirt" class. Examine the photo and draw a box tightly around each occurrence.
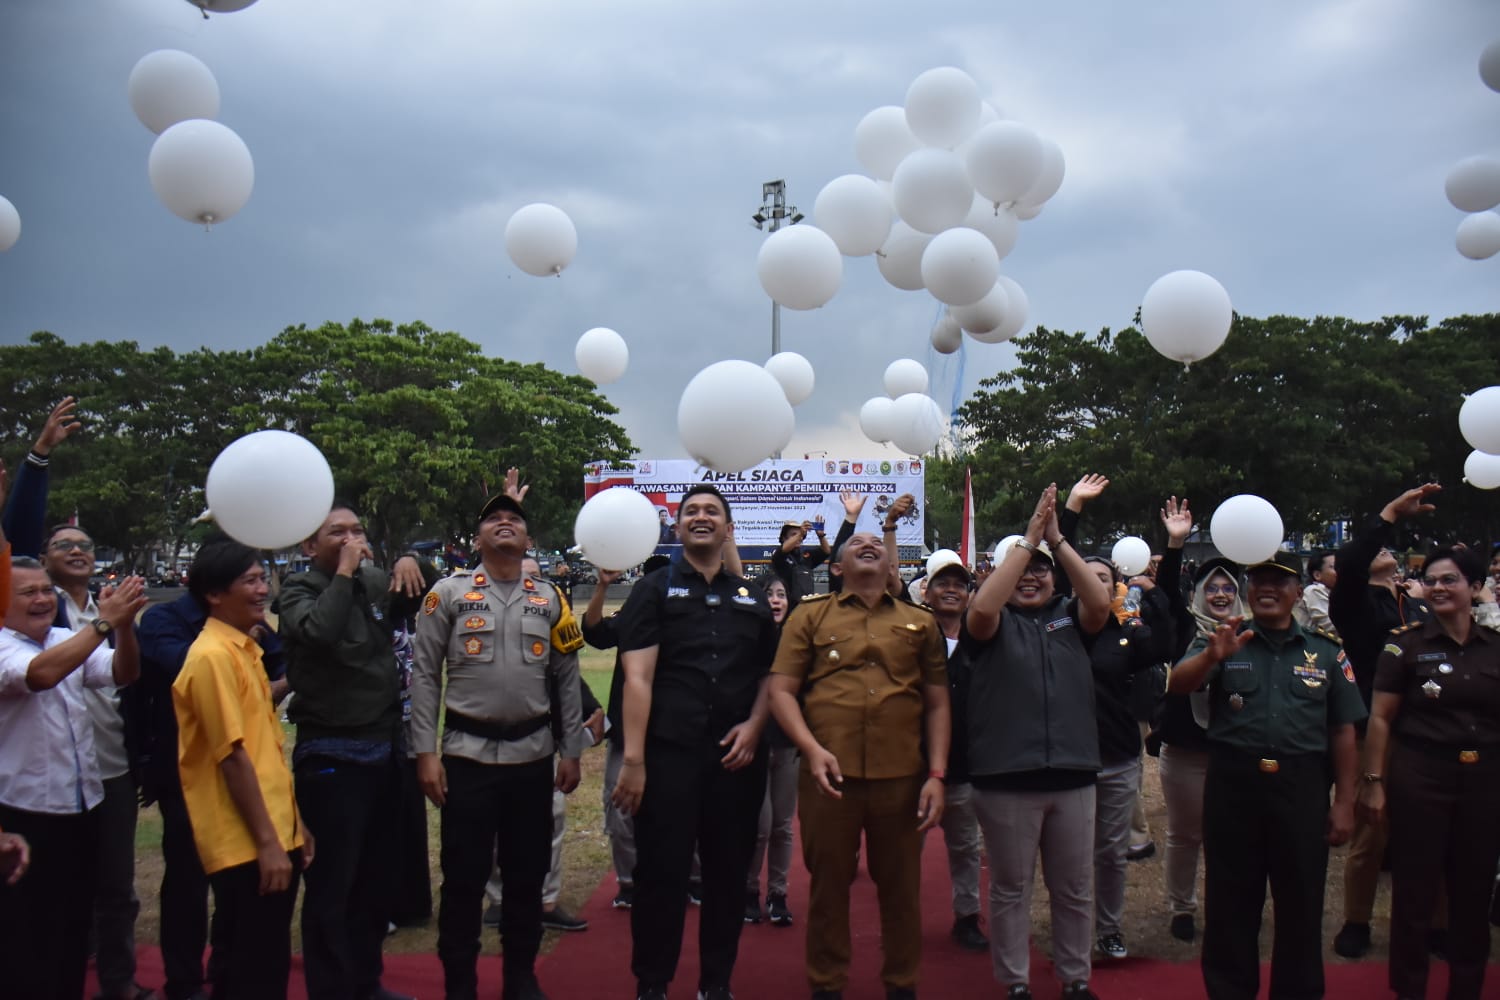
[174,538,314,1000]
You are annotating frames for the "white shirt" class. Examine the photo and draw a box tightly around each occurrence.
[0,626,117,814]
[58,588,129,780]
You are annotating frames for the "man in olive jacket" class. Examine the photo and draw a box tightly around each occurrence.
[278,503,424,1000]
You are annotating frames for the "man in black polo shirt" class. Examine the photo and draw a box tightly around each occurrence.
[611,484,778,1000]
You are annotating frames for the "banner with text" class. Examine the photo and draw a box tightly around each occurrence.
[583,458,926,553]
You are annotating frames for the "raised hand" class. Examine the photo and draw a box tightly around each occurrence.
[503,466,530,503]
[1381,482,1440,522]
[1065,473,1109,512]
[1028,483,1058,545]
[840,489,868,519]
[1206,617,1254,662]
[1161,496,1193,544]
[34,397,82,456]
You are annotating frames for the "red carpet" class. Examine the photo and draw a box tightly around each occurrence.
[91,828,1488,999]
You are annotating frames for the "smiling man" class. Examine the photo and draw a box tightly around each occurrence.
[174,539,309,1000]
[611,484,778,1000]
[0,555,146,1000]
[1170,550,1365,1000]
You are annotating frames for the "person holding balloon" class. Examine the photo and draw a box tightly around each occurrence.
[1169,550,1365,1000]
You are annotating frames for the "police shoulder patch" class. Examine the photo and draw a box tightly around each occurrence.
[423,592,440,616]
[1382,642,1403,657]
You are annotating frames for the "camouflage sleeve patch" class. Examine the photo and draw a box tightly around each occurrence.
[551,593,584,654]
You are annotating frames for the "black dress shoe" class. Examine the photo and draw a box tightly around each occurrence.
[1333,921,1371,958]
[950,913,988,951]
[1170,912,1196,942]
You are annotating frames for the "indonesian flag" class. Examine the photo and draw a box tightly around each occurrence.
[960,466,976,569]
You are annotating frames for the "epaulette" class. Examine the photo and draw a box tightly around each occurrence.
[1391,621,1422,635]
[800,592,835,603]
[1314,628,1340,644]
[448,568,472,578]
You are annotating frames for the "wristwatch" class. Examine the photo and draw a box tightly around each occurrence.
[92,618,114,638]
[1361,772,1383,784]
[1015,538,1041,555]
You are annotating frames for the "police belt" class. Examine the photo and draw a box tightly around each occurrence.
[445,709,552,742]
[1209,745,1324,775]
[1396,732,1500,764]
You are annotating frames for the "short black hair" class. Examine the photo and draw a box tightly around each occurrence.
[1084,554,1119,585]
[679,484,731,522]
[305,498,360,543]
[9,555,44,572]
[1307,549,1335,578]
[1420,546,1485,585]
[642,554,671,575]
[778,523,800,543]
[47,523,90,543]
[188,537,263,602]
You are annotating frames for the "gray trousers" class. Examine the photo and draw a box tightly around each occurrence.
[1128,722,1153,848]
[973,784,1095,988]
[1158,743,1208,917]
[604,740,638,887]
[747,745,799,897]
[94,771,141,993]
[1093,759,1140,937]
[938,781,982,919]
[487,777,566,907]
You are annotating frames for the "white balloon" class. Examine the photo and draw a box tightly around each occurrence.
[813,174,893,257]
[854,106,921,182]
[876,221,933,291]
[1459,385,1500,454]
[1017,137,1066,208]
[128,50,220,135]
[888,393,945,455]
[185,0,258,11]
[978,101,1002,127]
[965,121,1044,207]
[505,203,577,277]
[1482,40,1500,93]
[952,281,1011,337]
[904,66,982,149]
[1464,449,1500,489]
[931,312,963,354]
[920,227,1000,307]
[962,193,1020,259]
[1209,495,1285,566]
[757,224,842,310]
[1444,156,1500,214]
[1140,270,1233,365]
[1110,536,1153,577]
[574,327,628,385]
[0,196,19,252]
[574,487,661,571]
[148,119,254,226]
[764,351,816,406]
[860,396,897,444]
[986,274,1029,341]
[205,430,334,550]
[1014,202,1044,221]
[891,148,973,234]
[678,361,794,473]
[1456,213,1500,260]
[884,358,929,398]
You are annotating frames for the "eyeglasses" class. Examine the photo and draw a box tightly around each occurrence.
[49,538,94,553]
[1021,562,1053,577]
[1421,574,1464,588]
[1204,583,1238,596]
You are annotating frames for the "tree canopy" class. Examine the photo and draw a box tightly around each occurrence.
[0,319,633,566]
[926,313,1500,556]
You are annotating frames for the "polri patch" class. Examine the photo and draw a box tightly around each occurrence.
[464,591,485,601]
[527,595,550,606]
[463,637,483,656]
[531,640,546,657]
[473,573,487,586]
[423,592,440,616]
[463,616,486,630]
[523,577,536,591]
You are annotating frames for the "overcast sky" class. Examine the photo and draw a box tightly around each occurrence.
[2,0,1497,463]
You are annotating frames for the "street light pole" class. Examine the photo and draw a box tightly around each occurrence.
[750,179,803,359]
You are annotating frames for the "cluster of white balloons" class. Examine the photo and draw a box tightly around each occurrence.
[757,65,1060,349]
[574,487,660,570]
[205,430,334,549]
[857,359,944,455]
[505,203,578,276]
[1140,269,1235,366]
[1445,41,1500,260]
[1459,385,1500,489]
[129,50,254,227]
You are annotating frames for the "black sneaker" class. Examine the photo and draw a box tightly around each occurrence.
[744,890,763,924]
[1125,841,1156,861]
[950,913,988,951]
[697,990,734,1000]
[1333,921,1371,958]
[1096,932,1128,959]
[1170,912,1196,942]
[612,884,635,909]
[502,976,548,1000]
[1061,982,1098,1000]
[687,878,703,906]
[540,906,588,932]
[1005,986,1032,1000]
[637,988,668,1000]
[767,892,793,927]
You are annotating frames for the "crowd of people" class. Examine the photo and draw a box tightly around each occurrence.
[0,396,1498,1000]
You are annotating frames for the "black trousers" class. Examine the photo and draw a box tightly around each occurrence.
[157,783,228,1000]
[295,753,401,1000]
[1387,744,1500,1000]
[437,755,554,1000]
[392,754,433,926]
[631,739,767,993]
[1201,750,1329,1000]
[207,852,303,1000]
[0,802,99,1000]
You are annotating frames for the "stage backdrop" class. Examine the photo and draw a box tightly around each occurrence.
[582,458,926,563]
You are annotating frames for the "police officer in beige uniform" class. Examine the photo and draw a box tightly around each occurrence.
[411,492,583,1000]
